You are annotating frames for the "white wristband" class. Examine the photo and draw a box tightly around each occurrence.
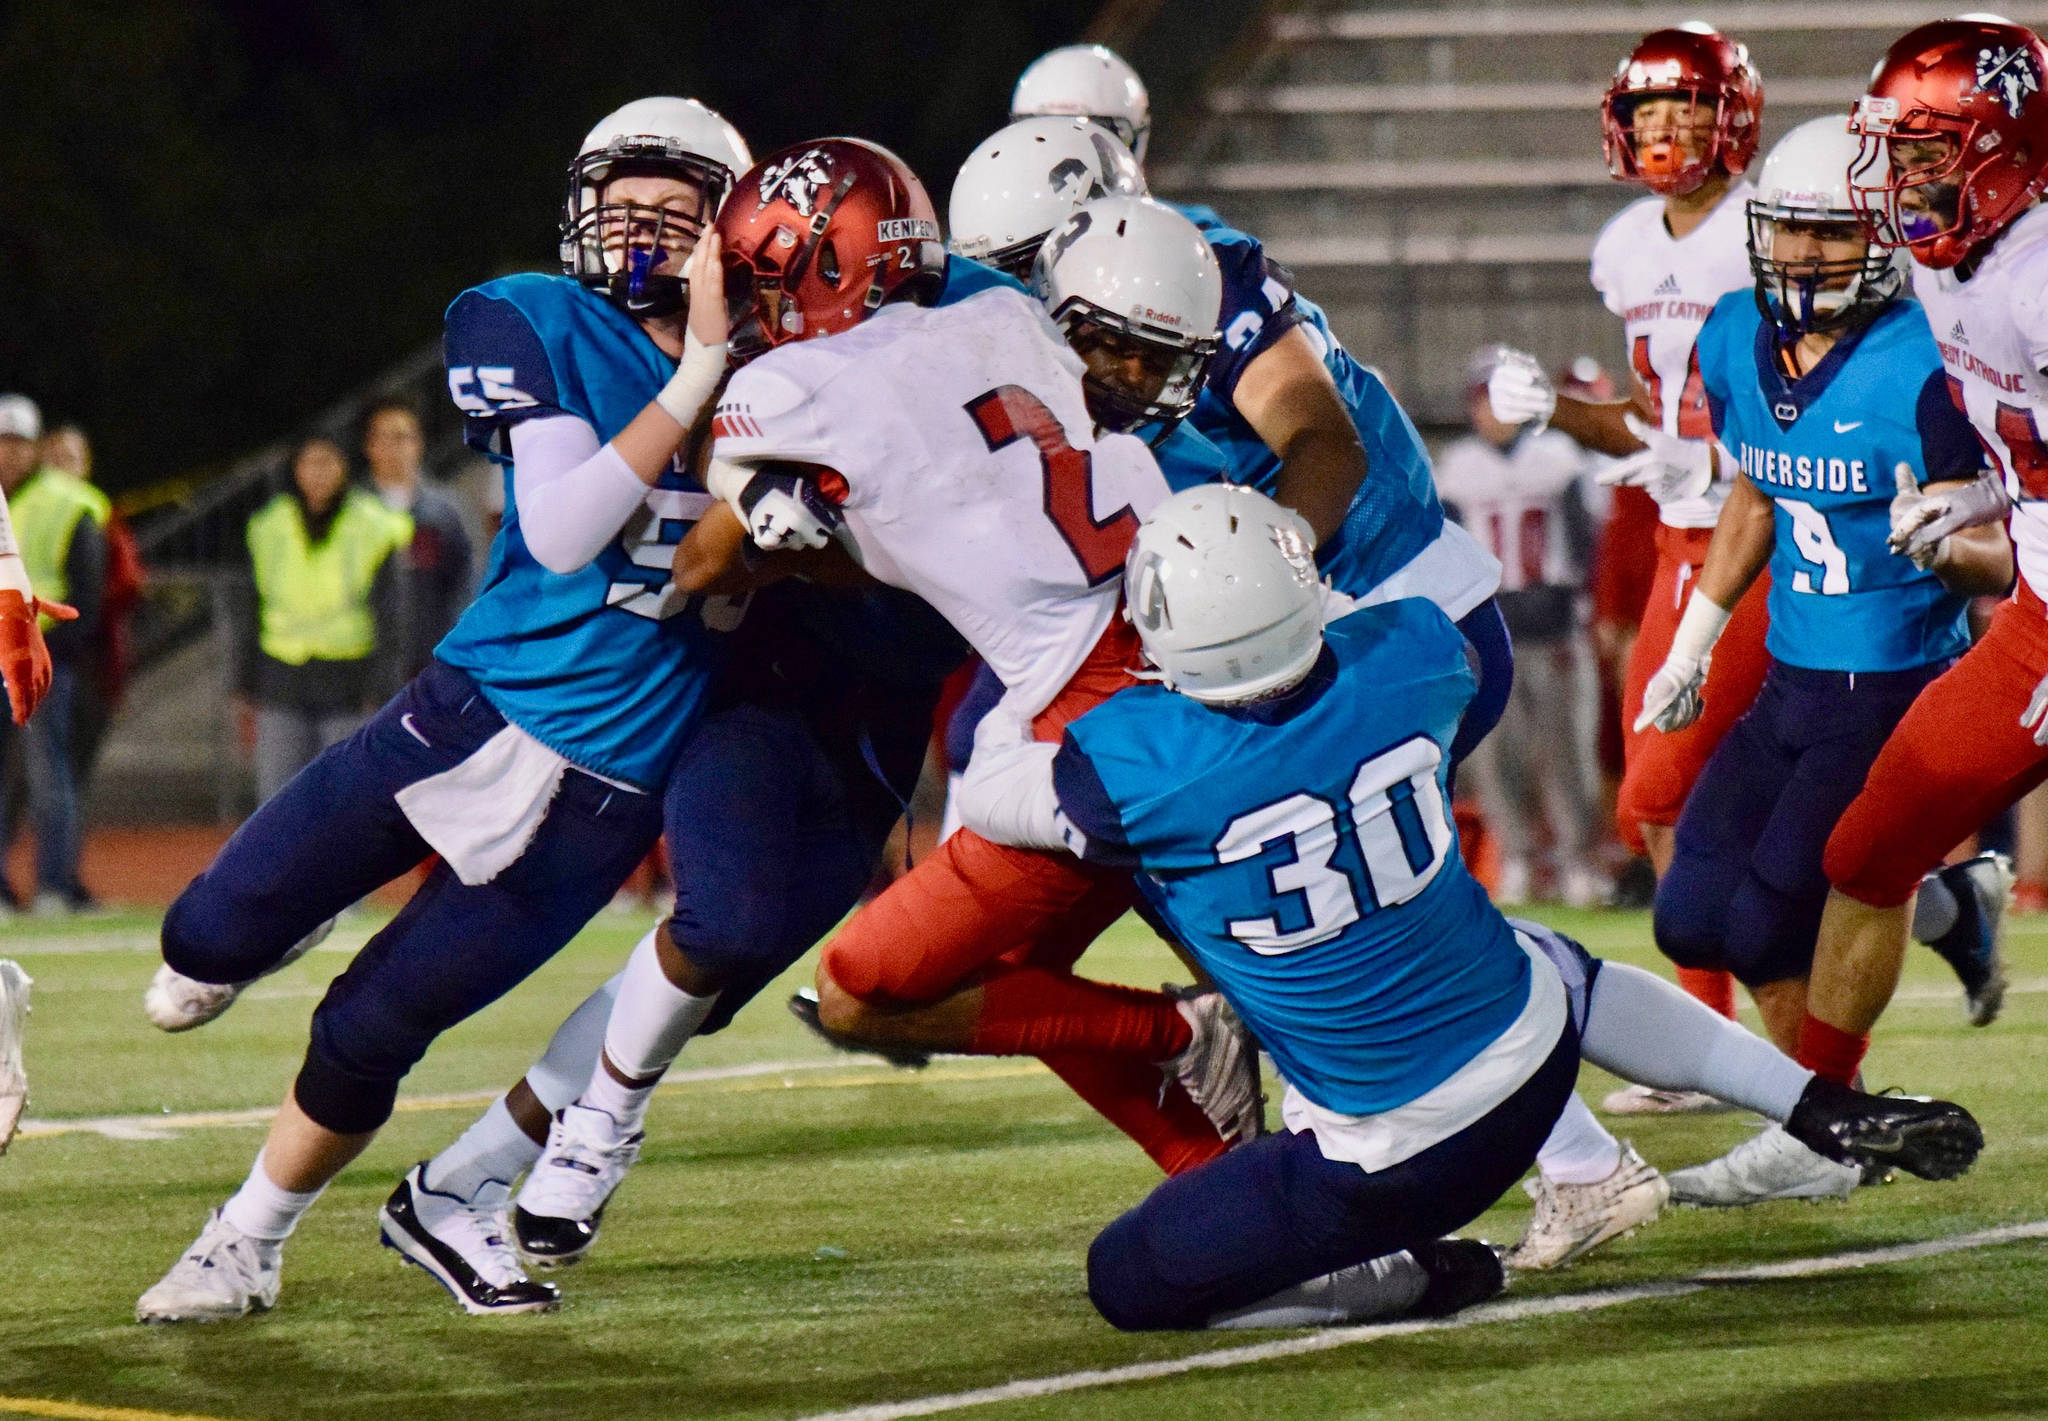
[1668,591,1732,666]
[654,332,729,429]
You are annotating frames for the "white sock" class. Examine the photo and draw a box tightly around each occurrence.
[525,971,625,1113]
[1582,960,1811,1121]
[423,1097,542,1203]
[578,925,720,1132]
[220,1152,325,1241]
[1537,1092,1623,1185]
[1209,1251,1429,1328]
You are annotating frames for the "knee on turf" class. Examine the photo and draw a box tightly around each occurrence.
[1086,1218,1207,1331]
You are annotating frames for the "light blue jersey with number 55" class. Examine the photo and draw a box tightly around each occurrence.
[1050,599,1532,1117]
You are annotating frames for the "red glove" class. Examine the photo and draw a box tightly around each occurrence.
[0,589,78,727]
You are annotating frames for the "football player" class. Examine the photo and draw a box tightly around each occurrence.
[0,395,75,729]
[957,481,1980,1331]
[135,97,754,1322]
[1636,116,2011,1205]
[1645,16,2048,1206]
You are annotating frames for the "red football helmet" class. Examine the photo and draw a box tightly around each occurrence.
[715,138,947,358]
[1601,25,1763,195]
[1847,18,2048,270]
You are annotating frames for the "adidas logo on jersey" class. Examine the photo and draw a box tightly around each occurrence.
[1653,274,1683,296]
[1951,319,1970,345]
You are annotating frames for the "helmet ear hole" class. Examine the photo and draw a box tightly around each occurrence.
[819,239,841,286]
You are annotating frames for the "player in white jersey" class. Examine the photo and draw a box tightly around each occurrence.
[1707,14,2048,1135]
[678,139,1256,1181]
[1437,349,1602,908]
[1488,25,1768,1100]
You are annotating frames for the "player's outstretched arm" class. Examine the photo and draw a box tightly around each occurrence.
[1890,466,2014,595]
[1231,326,1368,543]
[0,487,75,726]
[1691,471,1774,610]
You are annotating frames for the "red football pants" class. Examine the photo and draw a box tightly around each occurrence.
[1616,522,1772,853]
[1826,582,2048,907]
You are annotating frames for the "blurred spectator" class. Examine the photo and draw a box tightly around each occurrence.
[1436,349,1602,905]
[233,436,413,803]
[0,396,108,914]
[37,425,144,793]
[362,398,474,701]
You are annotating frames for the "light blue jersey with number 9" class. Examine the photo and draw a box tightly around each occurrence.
[1051,599,1532,1116]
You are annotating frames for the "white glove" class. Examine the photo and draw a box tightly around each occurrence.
[1887,463,2011,569]
[1634,592,1732,734]
[1598,412,1717,506]
[736,470,842,551]
[2023,671,2048,747]
[1486,349,1556,428]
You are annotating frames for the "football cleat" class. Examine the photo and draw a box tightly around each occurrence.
[1784,1077,1984,1182]
[787,987,932,1070]
[136,1210,281,1323]
[512,1103,644,1268]
[1411,1238,1507,1318]
[1503,1141,1667,1270]
[144,916,337,1033]
[1165,985,1265,1146]
[1666,1123,1861,1207]
[379,1164,560,1315]
[1599,1084,1738,1116]
[1919,852,2012,1027]
[0,959,31,1154]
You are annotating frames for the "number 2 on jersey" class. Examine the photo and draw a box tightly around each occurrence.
[966,386,1139,584]
[1212,737,1454,955]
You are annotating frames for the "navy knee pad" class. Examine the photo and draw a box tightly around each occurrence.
[161,877,275,985]
[292,1043,400,1135]
[1652,854,1737,973]
[1719,874,1825,988]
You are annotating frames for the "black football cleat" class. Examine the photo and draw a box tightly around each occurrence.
[378,1164,560,1315]
[1410,1238,1507,1319]
[788,987,931,1070]
[1784,1077,1984,1182]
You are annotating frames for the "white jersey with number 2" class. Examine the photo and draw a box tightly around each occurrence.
[710,286,1170,722]
[1589,180,1754,529]
[1912,203,2048,606]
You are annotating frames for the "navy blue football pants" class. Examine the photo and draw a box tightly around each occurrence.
[162,661,662,1134]
[1088,1020,1577,1330]
[662,689,931,1037]
[1655,658,1949,988]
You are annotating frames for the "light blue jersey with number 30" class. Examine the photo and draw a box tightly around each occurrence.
[1051,600,1532,1116]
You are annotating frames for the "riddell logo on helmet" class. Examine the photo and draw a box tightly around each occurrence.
[876,218,939,242]
[1139,306,1184,327]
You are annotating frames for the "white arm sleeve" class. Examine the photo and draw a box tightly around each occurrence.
[0,488,27,596]
[509,414,652,575]
[955,707,1068,852]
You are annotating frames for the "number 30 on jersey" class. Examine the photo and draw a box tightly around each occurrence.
[1212,736,1454,954]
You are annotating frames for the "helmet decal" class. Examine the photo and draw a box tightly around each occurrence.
[1976,43,2041,118]
[1048,157,1100,205]
[757,148,835,216]
[1047,207,1094,266]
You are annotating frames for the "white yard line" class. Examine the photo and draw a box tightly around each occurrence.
[797,1221,2048,1421]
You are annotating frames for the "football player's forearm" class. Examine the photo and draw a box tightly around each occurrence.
[1932,519,2015,596]
[1234,328,1366,541]
[1549,394,1646,458]
[671,503,753,595]
[1694,475,1773,609]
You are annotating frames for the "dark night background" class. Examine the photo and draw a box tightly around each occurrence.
[0,0,1123,497]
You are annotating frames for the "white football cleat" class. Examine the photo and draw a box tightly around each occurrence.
[1599,1083,1738,1116]
[0,960,30,1154]
[511,1103,645,1267]
[145,917,337,1032]
[1667,1123,1862,1207]
[379,1165,560,1314]
[1166,986,1264,1145]
[1504,1141,1668,1270]
[136,1211,282,1323]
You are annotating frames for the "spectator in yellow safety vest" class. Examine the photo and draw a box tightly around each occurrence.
[232,436,412,805]
[0,395,107,916]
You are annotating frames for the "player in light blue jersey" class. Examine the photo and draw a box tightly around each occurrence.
[954,481,1978,1330]
[1634,119,2013,1207]
[138,99,760,1324]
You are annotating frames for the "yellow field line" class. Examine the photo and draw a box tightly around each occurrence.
[18,1058,1048,1141]
[0,1396,239,1421]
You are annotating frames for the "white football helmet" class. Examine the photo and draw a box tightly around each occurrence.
[1011,45,1152,165]
[0,395,40,442]
[560,97,752,319]
[1033,194,1221,431]
[1125,484,1324,705]
[948,117,1146,279]
[1747,115,1903,337]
